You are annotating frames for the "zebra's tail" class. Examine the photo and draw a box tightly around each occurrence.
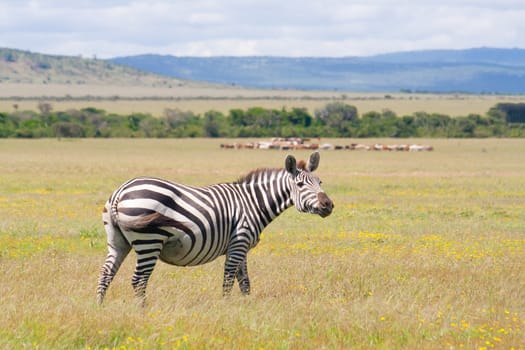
[105,180,178,231]
[102,198,117,228]
[110,196,120,225]
[104,189,156,231]
[116,211,178,231]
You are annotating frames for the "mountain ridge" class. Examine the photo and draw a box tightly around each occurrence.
[1,47,525,93]
[111,48,525,93]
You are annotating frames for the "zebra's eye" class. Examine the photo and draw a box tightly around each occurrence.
[297,181,304,188]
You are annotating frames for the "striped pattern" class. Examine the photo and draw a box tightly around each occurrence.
[97,152,333,305]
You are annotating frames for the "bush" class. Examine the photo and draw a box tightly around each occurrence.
[0,103,523,138]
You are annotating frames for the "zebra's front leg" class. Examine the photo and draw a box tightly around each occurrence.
[222,250,248,296]
[236,259,250,295]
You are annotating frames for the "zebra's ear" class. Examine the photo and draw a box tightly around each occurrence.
[306,151,320,172]
[285,155,298,177]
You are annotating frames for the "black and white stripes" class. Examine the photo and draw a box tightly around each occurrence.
[97,152,333,305]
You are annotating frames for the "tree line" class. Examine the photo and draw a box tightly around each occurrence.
[0,102,524,138]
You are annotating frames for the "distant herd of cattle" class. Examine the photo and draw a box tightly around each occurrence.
[220,138,434,152]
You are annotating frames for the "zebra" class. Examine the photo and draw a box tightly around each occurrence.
[97,152,333,305]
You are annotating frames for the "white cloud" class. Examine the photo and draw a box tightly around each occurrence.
[0,0,524,57]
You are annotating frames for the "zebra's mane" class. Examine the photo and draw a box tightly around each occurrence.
[234,168,280,184]
[233,160,307,185]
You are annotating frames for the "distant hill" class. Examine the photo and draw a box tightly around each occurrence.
[3,47,525,94]
[111,48,525,93]
[0,48,188,87]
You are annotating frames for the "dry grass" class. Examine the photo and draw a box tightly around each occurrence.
[2,83,525,116]
[0,138,524,349]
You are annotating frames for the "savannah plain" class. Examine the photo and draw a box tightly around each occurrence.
[0,136,524,349]
[2,83,525,116]
[0,73,525,349]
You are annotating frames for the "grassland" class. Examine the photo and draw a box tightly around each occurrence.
[2,83,525,116]
[0,138,524,349]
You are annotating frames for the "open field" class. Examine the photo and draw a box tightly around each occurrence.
[1,83,525,116]
[0,138,524,349]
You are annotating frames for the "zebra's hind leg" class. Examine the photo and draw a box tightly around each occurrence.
[97,221,131,305]
[130,240,164,307]
[236,259,251,295]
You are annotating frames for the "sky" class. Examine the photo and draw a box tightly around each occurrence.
[1,0,524,58]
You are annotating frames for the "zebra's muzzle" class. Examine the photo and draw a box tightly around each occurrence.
[317,192,334,218]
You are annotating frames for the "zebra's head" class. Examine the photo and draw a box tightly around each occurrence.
[285,152,334,218]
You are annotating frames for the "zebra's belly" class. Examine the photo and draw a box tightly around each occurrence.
[159,235,193,266]
[159,235,223,266]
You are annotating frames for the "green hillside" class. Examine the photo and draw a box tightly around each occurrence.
[0,48,186,87]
